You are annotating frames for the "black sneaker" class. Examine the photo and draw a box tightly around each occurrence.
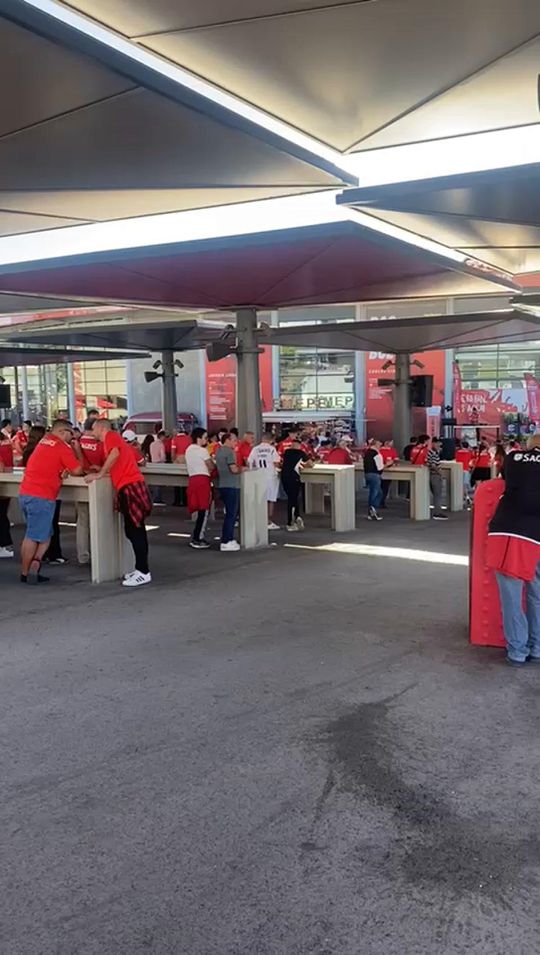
[433,514,449,521]
[190,540,210,550]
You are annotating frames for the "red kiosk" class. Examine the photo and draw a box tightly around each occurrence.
[469,480,505,648]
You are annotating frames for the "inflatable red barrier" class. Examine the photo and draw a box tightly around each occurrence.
[469,479,505,647]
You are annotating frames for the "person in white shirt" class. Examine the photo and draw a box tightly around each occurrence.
[248,433,281,530]
[185,428,214,548]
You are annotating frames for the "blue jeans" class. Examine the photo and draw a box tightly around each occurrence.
[220,487,240,543]
[496,563,540,662]
[365,473,382,510]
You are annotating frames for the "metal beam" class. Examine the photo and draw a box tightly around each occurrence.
[236,309,262,441]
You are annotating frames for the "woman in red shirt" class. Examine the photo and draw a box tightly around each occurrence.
[470,441,492,487]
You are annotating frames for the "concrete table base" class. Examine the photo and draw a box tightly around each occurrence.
[302,465,356,532]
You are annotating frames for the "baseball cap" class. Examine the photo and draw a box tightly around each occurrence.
[122,429,137,442]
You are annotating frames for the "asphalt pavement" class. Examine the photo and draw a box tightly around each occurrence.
[1,502,539,954]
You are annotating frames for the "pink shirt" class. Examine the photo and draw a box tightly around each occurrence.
[149,439,166,464]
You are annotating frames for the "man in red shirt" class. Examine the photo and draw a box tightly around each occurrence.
[379,440,399,508]
[277,428,300,457]
[19,419,83,582]
[12,420,31,464]
[171,430,191,461]
[74,421,106,565]
[86,419,152,587]
[236,431,255,467]
[410,434,430,466]
[326,439,355,465]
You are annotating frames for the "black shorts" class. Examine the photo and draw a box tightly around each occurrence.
[471,467,491,486]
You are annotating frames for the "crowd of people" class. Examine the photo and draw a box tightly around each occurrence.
[0,410,523,588]
[0,417,326,587]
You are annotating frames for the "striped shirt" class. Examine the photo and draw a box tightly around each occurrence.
[426,448,442,474]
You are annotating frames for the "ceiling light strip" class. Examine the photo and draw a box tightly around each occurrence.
[8,0,353,181]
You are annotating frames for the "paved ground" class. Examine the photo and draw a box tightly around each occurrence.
[1,499,539,955]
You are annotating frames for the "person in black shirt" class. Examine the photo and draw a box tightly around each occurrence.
[488,436,540,665]
[364,439,384,520]
[281,439,312,532]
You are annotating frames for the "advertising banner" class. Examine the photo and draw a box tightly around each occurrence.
[453,363,540,435]
[206,347,273,432]
[365,351,446,442]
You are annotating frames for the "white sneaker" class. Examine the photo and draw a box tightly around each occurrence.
[295,516,305,530]
[220,541,241,552]
[122,571,152,587]
[286,524,299,532]
[268,522,280,531]
[0,546,13,558]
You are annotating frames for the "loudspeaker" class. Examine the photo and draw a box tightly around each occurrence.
[410,375,433,407]
[206,341,234,362]
[0,383,11,407]
[441,437,456,460]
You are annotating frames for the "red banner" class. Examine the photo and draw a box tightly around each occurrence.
[524,373,540,425]
[206,354,237,431]
[206,347,273,432]
[365,351,446,441]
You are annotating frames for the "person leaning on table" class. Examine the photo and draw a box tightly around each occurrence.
[86,418,153,588]
[18,419,83,583]
[486,435,540,667]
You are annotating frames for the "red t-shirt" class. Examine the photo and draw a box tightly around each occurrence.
[472,449,491,469]
[20,434,80,500]
[455,449,473,472]
[380,447,398,464]
[410,445,428,466]
[277,438,296,456]
[237,440,253,466]
[172,433,191,458]
[279,438,311,459]
[0,440,14,468]
[79,432,106,469]
[103,430,143,490]
[326,447,353,465]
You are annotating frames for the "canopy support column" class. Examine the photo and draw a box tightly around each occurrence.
[67,363,77,424]
[21,367,30,420]
[236,308,262,441]
[161,349,178,434]
[393,353,411,455]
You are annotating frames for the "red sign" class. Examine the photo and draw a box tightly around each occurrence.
[206,354,237,431]
[365,351,446,441]
[205,346,273,432]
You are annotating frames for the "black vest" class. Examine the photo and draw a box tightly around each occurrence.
[489,451,540,544]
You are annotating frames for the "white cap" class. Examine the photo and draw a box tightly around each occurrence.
[122,429,137,442]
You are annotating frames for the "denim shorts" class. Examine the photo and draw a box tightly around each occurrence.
[19,495,56,542]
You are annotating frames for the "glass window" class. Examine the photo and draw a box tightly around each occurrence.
[279,346,355,413]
